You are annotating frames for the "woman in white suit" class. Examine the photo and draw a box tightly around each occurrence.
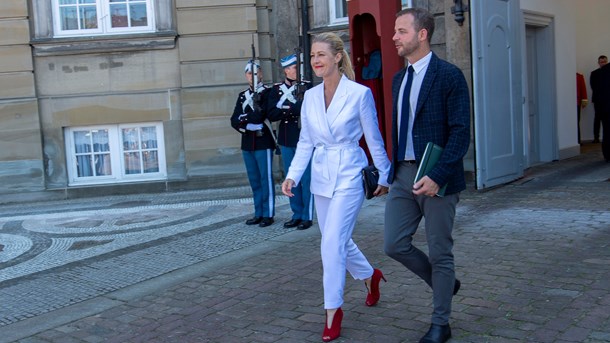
[281,32,391,342]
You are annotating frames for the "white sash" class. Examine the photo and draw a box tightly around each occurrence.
[242,89,254,112]
[242,84,266,112]
[276,84,297,108]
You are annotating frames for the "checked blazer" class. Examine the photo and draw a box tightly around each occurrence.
[388,52,470,195]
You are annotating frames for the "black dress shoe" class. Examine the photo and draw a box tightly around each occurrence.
[283,219,302,228]
[297,220,312,230]
[453,279,461,295]
[419,323,451,343]
[245,217,262,225]
[259,217,274,227]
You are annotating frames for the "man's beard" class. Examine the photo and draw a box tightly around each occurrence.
[399,39,419,58]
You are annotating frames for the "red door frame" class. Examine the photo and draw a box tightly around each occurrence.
[348,0,403,156]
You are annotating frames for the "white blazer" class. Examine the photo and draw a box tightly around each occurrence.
[286,75,390,198]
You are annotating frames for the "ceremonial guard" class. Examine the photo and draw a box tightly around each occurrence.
[230,61,276,227]
[268,54,314,230]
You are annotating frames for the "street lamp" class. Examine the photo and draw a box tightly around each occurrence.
[451,0,469,26]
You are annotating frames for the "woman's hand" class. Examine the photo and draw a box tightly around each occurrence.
[373,185,389,197]
[282,179,296,197]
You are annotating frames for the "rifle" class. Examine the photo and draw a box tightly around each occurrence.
[293,46,307,102]
[252,35,281,155]
[251,35,262,111]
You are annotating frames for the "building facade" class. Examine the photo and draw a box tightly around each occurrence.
[1,0,292,202]
[0,0,469,202]
[2,0,607,201]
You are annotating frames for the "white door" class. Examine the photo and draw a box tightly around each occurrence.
[471,0,524,189]
[526,26,541,165]
[522,14,558,165]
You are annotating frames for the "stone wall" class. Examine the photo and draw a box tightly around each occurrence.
[0,0,44,194]
[176,0,282,181]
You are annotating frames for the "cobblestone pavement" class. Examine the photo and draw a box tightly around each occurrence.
[0,145,609,343]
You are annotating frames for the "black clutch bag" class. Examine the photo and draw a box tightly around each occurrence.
[361,165,379,200]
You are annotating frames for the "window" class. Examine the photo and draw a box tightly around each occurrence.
[329,0,348,25]
[402,0,413,9]
[52,0,155,37]
[65,123,166,185]
[122,126,161,175]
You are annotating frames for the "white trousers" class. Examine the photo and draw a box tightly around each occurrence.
[315,189,374,309]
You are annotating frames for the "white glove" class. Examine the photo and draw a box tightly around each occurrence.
[246,123,263,131]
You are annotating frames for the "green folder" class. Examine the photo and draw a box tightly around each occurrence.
[414,142,447,197]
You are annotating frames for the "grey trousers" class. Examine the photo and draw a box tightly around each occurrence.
[384,162,459,325]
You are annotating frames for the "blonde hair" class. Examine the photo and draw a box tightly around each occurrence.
[312,32,355,81]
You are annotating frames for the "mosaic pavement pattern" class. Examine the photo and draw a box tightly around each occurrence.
[0,191,291,326]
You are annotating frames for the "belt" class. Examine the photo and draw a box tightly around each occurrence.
[313,142,360,180]
[400,160,417,164]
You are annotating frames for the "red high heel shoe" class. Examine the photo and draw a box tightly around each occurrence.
[365,268,386,306]
[322,308,343,342]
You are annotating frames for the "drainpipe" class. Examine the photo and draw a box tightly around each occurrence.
[301,0,312,81]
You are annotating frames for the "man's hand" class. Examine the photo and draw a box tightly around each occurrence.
[413,176,440,197]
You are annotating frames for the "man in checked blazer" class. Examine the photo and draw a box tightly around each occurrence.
[384,8,470,343]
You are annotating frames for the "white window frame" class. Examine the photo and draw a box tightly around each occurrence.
[64,122,167,186]
[402,0,413,9]
[329,0,348,26]
[52,0,156,37]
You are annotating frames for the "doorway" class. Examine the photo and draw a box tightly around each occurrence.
[523,13,558,166]
[525,26,541,165]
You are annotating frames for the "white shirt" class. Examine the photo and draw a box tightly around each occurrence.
[397,51,432,161]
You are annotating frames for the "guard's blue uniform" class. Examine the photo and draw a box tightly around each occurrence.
[267,79,313,222]
[230,84,275,220]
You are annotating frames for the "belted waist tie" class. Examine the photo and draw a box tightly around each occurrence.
[313,142,360,180]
